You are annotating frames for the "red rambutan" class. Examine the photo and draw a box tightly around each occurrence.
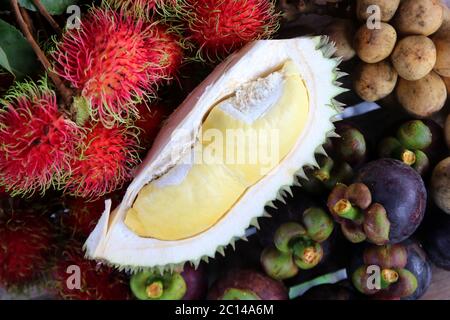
[104,0,179,18]
[65,123,139,200]
[182,0,279,61]
[0,213,55,288]
[62,197,105,238]
[0,80,82,196]
[62,191,125,238]
[54,240,131,300]
[53,8,183,125]
[135,103,169,151]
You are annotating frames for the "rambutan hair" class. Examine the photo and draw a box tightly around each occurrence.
[0,213,55,288]
[54,240,131,300]
[103,0,180,18]
[53,8,183,125]
[65,122,140,200]
[181,0,279,61]
[0,79,82,196]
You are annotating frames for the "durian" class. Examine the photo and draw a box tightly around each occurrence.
[85,36,345,272]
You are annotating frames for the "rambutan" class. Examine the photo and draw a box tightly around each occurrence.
[53,8,183,125]
[62,198,105,238]
[0,80,82,196]
[181,0,279,61]
[54,240,131,300]
[62,192,124,238]
[135,103,169,151]
[0,213,55,288]
[104,0,179,18]
[65,123,140,200]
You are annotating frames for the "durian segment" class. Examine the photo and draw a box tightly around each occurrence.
[124,61,309,240]
[85,37,343,271]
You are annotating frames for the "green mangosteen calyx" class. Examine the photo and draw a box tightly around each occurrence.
[327,183,391,245]
[261,208,333,280]
[130,271,187,300]
[378,120,432,175]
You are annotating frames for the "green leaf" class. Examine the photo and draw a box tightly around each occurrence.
[18,0,78,15]
[0,18,40,80]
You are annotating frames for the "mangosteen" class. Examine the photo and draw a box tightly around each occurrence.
[207,269,288,300]
[328,159,426,244]
[258,188,335,280]
[430,157,450,215]
[130,264,207,300]
[347,242,428,300]
[299,281,364,300]
[331,122,368,168]
[378,120,445,176]
[401,240,432,300]
[423,213,450,271]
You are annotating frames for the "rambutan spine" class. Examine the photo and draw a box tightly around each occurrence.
[0,79,82,196]
[178,0,280,61]
[65,122,140,200]
[103,0,180,19]
[53,8,184,126]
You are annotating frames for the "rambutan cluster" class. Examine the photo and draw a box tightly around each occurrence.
[53,240,131,300]
[0,213,55,289]
[65,123,140,199]
[180,0,279,61]
[0,80,81,196]
[53,8,183,125]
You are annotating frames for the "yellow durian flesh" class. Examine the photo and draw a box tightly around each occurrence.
[124,60,310,240]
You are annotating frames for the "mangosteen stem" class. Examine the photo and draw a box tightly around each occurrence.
[10,0,73,107]
[314,158,334,182]
[381,269,399,289]
[293,240,323,270]
[399,149,416,166]
[333,199,363,221]
[146,280,164,299]
[31,0,62,34]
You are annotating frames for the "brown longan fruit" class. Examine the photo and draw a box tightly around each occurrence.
[391,36,437,81]
[396,72,447,118]
[356,0,400,22]
[354,22,397,64]
[324,19,356,62]
[432,33,450,77]
[394,0,444,36]
[354,61,398,102]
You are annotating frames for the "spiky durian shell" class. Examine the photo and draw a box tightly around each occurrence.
[85,36,347,274]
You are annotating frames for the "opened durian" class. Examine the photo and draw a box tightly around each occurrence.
[85,36,346,272]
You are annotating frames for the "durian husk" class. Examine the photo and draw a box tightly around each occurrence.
[85,36,346,273]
